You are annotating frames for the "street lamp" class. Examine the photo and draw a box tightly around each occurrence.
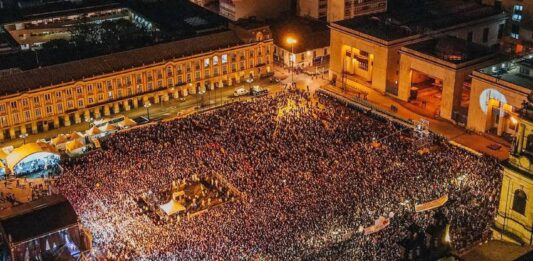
[144,101,152,120]
[286,37,297,86]
[85,117,94,128]
[19,133,28,145]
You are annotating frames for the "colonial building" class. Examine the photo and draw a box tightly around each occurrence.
[467,56,533,138]
[329,0,507,99]
[0,28,273,141]
[271,16,330,72]
[493,93,533,245]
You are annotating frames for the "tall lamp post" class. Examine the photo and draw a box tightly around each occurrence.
[144,102,152,120]
[287,37,297,85]
[19,133,28,145]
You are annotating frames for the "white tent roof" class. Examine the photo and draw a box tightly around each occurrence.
[86,126,101,136]
[159,199,186,216]
[118,118,137,128]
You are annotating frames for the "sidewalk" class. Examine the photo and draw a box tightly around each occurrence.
[321,84,510,160]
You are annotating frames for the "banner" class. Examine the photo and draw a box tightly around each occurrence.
[415,194,448,213]
[364,216,390,235]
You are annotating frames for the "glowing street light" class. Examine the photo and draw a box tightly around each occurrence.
[287,37,297,85]
[19,133,28,144]
[144,101,152,120]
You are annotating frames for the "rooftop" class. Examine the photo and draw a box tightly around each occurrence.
[332,0,504,42]
[125,0,229,39]
[0,0,120,24]
[0,195,78,244]
[476,55,533,90]
[403,36,496,65]
[271,16,330,53]
[0,30,244,96]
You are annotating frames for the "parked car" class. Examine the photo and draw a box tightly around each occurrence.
[233,87,248,97]
[250,85,268,96]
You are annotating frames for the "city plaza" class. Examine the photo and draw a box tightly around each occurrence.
[0,0,532,260]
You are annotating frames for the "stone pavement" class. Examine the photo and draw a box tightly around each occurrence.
[320,84,510,160]
[460,240,532,261]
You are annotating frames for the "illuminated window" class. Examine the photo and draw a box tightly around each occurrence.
[222,54,228,64]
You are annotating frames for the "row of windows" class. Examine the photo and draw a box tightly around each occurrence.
[0,48,271,115]
[0,66,271,127]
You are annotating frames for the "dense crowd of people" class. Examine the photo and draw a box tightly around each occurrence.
[56,91,501,260]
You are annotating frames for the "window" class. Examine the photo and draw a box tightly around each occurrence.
[358,59,369,71]
[76,86,83,94]
[213,56,219,65]
[0,116,7,127]
[77,99,84,108]
[483,28,489,43]
[55,91,61,98]
[204,58,210,68]
[88,97,94,104]
[97,83,103,92]
[195,71,201,81]
[10,101,16,109]
[512,189,527,215]
[57,103,63,113]
[136,74,142,84]
[35,108,41,118]
[166,66,173,77]
[0,104,4,112]
[222,54,228,64]
[21,99,29,107]
[33,97,40,105]
[67,100,74,109]
[24,110,31,121]
[107,80,113,90]
[46,105,53,114]
[204,69,210,78]
[167,78,173,87]
[87,84,93,93]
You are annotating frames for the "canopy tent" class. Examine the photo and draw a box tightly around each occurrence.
[86,126,101,136]
[118,118,137,128]
[159,199,186,216]
[6,143,59,171]
[65,140,85,152]
[99,123,118,132]
[68,132,84,141]
[50,135,68,146]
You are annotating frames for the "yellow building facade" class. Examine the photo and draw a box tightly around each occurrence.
[0,31,273,141]
[494,97,533,245]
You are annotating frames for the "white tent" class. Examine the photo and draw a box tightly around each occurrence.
[118,118,137,128]
[65,139,85,153]
[99,123,118,132]
[86,126,101,136]
[159,199,186,216]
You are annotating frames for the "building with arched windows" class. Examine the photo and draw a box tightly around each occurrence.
[494,93,533,245]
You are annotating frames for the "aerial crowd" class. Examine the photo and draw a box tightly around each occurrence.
[56,90,501,260]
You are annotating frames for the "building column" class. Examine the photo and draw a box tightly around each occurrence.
[132,98,139,109]
[153,95,160,104]
[113,103,120,114]
[31,122,38,134]
[43,122,49,131]
[103,105,111,116]
[123,101,131,111]
[63,115,71,127]
[94,108,101,119]
[173,91,180,99]
[0,130,4,141]
[84,110,91,121]
[9,128,16,139]
[20,125,27,135]
[182,88,189,97]
[209,82,215,91]
[74,112,81,124]
[162,93,170,102]
[53,117,60,128]
[497,111,505,136]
